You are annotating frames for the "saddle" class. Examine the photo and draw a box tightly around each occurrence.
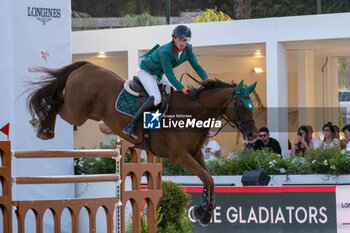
[124,76,171,113]
[122,76,172,155]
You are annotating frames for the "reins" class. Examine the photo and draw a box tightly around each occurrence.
[180,73,202,85]
[179,73,254,138]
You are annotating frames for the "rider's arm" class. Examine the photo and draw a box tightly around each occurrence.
[188,48,208,80]
[159,51,185,91]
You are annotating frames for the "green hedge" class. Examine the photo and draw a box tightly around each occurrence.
[74,143,350,176]
[157,181,192,233]
[163,147,350,176]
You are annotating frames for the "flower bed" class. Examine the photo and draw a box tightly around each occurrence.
[163,147,350,176]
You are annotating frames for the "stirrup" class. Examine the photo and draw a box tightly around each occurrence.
[122,125,137,139]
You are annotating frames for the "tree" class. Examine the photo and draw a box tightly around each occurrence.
[234,0,251,19]
[193,7,232,23]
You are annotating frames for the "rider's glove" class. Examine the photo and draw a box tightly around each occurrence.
[183,88,197,100]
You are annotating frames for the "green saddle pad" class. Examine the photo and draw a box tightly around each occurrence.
[115,89,137,117]
[115,89,169,117]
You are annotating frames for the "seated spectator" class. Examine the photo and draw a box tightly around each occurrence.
[291,125,313,156]
[202,131,221,161]
[319,122,340,148]
[306,125,321,149]
[333,125,340,140]
[341,124,350,151]
[242,136,260,150]
[253,127,282,155]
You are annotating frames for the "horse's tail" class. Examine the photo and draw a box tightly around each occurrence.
[27,61,88,136]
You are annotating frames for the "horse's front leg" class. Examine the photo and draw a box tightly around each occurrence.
[170,150,215,226]
[190,150,216,226]
[191,185,216,226]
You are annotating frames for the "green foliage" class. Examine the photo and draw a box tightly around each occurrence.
[71,0,350,19]
[193,7,232,23]
[124,13,164,27]
[162,147,350,176]
[74,142,117,175]
[74,157,116,175]
[75,141,350,176]
[72,11,93,19]
[71,11,97,31]
[157,181,192,233]
[126,181,191,233]
[251,0,350,19]
[162,158,189,175]
[140,207,164,233]
[339,57,348,90]
[304,147,350,175]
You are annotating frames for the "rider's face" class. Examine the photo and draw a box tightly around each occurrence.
[173,37,188,51]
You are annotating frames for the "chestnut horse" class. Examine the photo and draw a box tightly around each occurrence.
[27,61,257,226]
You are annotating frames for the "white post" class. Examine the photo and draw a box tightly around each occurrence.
[128,49,139,80]
[323,57,339,124]
[298,50,316,127]
[266,40,288,156]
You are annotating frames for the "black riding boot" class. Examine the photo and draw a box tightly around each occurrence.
[122,96,155,139]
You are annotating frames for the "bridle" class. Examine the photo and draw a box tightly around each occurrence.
[207,90,255,138]
[180,73,255,138]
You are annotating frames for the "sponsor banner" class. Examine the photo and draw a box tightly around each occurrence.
[2,1,73,232]
[0,0,13,141]
[336,185,350,233]
[12,0,72,150]
[186,186,337,233]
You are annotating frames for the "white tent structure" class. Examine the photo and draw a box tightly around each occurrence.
[72,13,350,155]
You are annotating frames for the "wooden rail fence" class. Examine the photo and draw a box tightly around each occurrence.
[0,139,162,233]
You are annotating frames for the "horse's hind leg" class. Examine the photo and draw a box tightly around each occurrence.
[36,111,58,140]
[170,151,215,226]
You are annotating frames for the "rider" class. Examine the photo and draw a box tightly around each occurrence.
[123,24,209,139]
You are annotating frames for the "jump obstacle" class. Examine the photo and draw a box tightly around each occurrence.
[0,139,162,233]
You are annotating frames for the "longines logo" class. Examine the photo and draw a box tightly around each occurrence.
[27,7,61,25]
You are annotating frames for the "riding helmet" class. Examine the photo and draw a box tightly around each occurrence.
[172,25,191,41]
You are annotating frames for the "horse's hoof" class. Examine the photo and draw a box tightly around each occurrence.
[29,118,39,128]
[36,131,54,140]
[190,207,199,222]
[199,210,212,227]
[191,205,205,222]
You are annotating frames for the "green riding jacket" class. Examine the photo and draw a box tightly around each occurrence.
[140,41,208,91]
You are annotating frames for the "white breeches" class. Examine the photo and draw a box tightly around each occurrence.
[137,67,173,106]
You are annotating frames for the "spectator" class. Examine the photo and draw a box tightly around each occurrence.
[341,124,350,151]
[319,122,340,148]
[333,125,340,140]
[202,131,221,161]
[291,125,313,156]
[306,125,321,149]
[242,136,260,150]
[253,127,282,155]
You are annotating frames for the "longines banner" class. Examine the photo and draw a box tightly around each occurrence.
[11,0,73,149]
[0,0,73,232]
[336,185,350,233]
[186,186,338,233]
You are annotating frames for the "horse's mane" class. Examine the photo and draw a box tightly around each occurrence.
[199,79,235,90]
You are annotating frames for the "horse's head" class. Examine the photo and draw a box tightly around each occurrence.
[225,80,258,141]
